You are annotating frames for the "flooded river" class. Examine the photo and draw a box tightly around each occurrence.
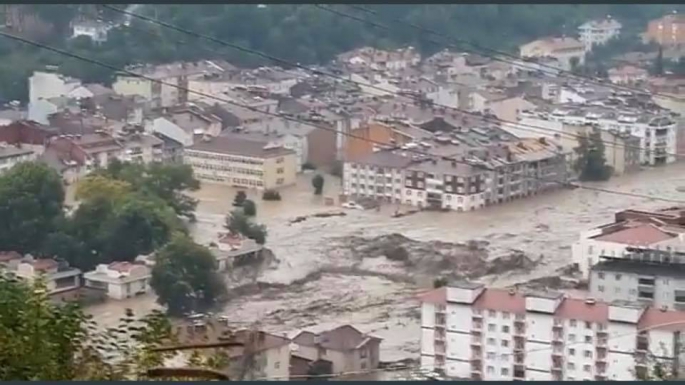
[87,166,685,362]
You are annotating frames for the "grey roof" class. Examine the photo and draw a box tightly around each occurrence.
[188,134,295,158]
[293,325,381,352]
[0,145,33,160]
[592,259,685,279]
[448,281,484,290]
[353,151,414,169]
[525,290,564,299]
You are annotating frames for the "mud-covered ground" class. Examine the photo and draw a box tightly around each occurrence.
[85,165,685,362]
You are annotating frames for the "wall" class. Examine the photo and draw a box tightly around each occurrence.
[113,77,153,102]
[265,344,290,381]
[262,153,297,190]
[571,238,632,279]
[29,71,80,104]
[306,126,337,169]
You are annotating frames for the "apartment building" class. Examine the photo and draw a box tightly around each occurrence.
[572,209,685,279]
[419,281,685,381]
[578,18,622,52]
[645,13,685,48]
[519,37,586,71]
[184,135,297,190]
[292,325,382,374]
[83,262,151,300]
[47,132,124,175]
[608,65,649,85]
[589,249,685,311]
[519,106,677,166]
[0,144,37,174]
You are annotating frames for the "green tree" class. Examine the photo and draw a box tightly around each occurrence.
[150,235,227,316]
[312,174,324,195]
[225,210,267,245]
[573,129,613,182]
[0,162,65,254]
[652,45,664,76]
[242,199,256,216]
[233,191,247,207]
[75,174,132,203]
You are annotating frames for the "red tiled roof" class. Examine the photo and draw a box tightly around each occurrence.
[416,287,446,304]
[473,289,526,314]
[638,307,685,332]
[592,224,675,246]
[0,251,22,263]
[555,298,609,324]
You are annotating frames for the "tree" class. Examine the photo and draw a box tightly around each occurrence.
[652,45,664,76]
[262,189,282,201]
[573,129,613,181]
[150,235,227,316]
[0,162,65,254]
[569,56,580,73]
[225,210,267,245]
[233,191,247,207]
[242,199,257,216]
[312,174,324,195]
[433,277,448,288]
[75,175,132,203]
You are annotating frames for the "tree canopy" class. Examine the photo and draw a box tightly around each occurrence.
[150,234,227,316]
[573,129,613,182]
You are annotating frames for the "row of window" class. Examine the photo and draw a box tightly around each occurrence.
[187,151,265,165]
[190,162,265,176]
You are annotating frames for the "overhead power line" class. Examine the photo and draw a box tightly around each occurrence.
[102,4,683,159]
[323,4,674,100]
[3,30,684,204]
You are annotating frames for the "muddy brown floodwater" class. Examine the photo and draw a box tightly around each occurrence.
[86,166,685,362]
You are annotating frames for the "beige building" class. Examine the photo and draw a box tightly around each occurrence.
[83,262,151,300]
[184,134,297,190]
[292,325,382,375]
[559,125,641,176]
[519,37,586,71]
[12,256,81,295]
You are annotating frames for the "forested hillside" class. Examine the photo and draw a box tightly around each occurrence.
[0,4,681,102]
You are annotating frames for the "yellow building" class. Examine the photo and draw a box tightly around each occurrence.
[184,135,297,190]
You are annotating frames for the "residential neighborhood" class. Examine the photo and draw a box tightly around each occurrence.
[6,4,685,382]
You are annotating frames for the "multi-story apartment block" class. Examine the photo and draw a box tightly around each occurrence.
[343,136,566,211]
[519,37,586,71]
[589,249,685,311]
[519,106,677,166]
[578,18,622,52]
[645,13,685,48]
[419,281,685,381]
[184,134,297,190]
[572,208,685,279]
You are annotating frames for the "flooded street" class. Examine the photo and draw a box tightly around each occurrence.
[87,166,685,362]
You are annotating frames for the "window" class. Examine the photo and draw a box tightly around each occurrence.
[406,190,412,196]
[583,364,591,373]
[569,348,575,356]
[487,352,496,360]
[275,361,280,369]
[502,312,510,320]
[487,338,495,346]
[568,362,575,370]
[570,319,577,327]
[584,336,592,343]
[501,368,509,376]
[585,322,592,329]
[615,287,621,294]
[488,310,496,317]
[584,350,592,358]
[277,167,284,174]
[488,324,496,332]
[598,285,605,292]
[500,354,509,361]
[588,245,594,255]
[569,334,576,342]
[615,274,622,281]
[597,271,604,279]
[276,178,284,185]
[502,325,510,333]
[487,366,494,374]
[417,191,423,197]
[501,340,509,348]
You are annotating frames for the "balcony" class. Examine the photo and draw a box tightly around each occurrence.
[435,305,446,314]
[636,342,649,352]
[553,331,563,340]
[470,337,481,346]
[472,311,483,319]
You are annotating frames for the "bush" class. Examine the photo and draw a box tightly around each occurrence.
[243,199,257,216]
[233,191,247,207]
[262,189,282,201]
[302,162,316,171]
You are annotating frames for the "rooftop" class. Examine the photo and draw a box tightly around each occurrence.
[0,145,33,160]
[293,325,381,352]
[187,135,295,158]
[591,223,676,246]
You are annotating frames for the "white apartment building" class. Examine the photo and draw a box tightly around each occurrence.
[0,145,37,174]
[578,18,622,52]
[419,282,685,381]
[522,108,677,166]
[71,20,112,43]
[84,262,151,300]
[571,220,685,279]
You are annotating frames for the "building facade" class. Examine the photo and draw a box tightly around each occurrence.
[184,135,297,190]
[83,262,152,300]
[578,18,622,52]
[519,37,586,71]
[12,257,81,295]
[419,282,685,381]
[0,144,37,174]
[645,14,685,47]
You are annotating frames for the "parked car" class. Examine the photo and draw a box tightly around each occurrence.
[342,202,364,210]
